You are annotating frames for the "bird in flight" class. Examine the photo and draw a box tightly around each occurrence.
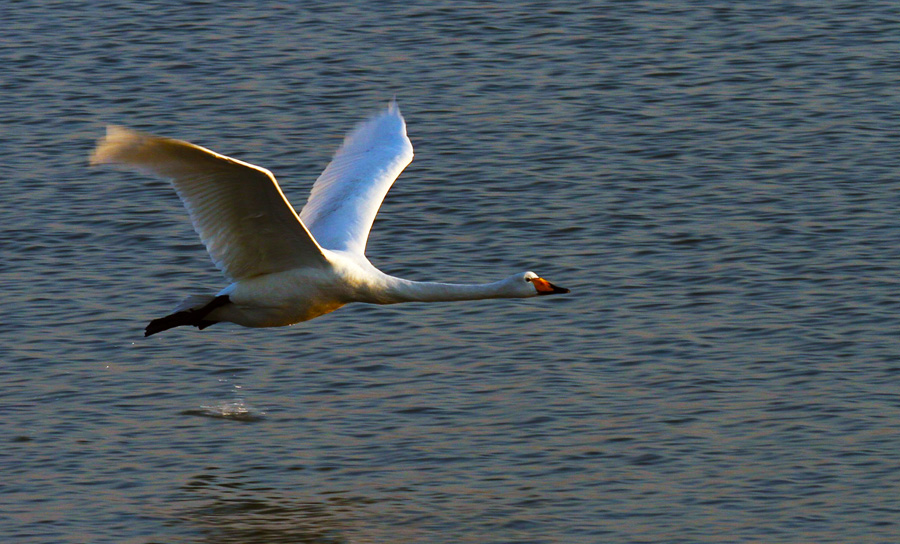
[90,101,568,336]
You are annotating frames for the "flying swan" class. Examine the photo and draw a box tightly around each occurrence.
[90,101,569,336]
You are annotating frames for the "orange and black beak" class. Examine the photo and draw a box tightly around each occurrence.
[532,277,570,295]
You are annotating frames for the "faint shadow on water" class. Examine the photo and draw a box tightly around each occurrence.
[174,471,352,544]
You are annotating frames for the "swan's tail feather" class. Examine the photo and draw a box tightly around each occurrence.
[144,295,230,336]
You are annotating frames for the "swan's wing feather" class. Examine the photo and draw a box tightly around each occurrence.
[90,126,327,281]
[299,101,413,254]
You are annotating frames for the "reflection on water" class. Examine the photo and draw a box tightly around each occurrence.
[177,471,348,544]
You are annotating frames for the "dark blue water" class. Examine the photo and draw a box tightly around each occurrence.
[3,2,899,542]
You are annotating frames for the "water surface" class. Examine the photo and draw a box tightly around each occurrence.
[3,1,899,543]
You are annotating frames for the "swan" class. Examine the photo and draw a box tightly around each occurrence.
[90,101,569,336]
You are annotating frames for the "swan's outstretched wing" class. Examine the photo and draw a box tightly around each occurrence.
[300,101,414,255]
[90,126,327,281]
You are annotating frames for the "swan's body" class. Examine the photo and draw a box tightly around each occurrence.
[90,101,568,336]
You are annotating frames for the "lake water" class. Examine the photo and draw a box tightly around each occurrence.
[3,1,899,543]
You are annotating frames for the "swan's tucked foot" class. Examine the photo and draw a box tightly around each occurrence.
[144,295,230,337]
[144,310,208,336]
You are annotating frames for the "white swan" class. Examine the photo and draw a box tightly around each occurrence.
[90,101,568,336]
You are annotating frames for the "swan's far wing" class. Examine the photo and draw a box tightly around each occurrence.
[299,101,414,255]
[91,126,328,281]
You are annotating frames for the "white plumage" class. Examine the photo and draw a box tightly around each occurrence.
[301,101,413,255]
[90,101,568,336]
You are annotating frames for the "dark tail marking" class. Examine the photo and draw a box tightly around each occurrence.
[145,295,231,337]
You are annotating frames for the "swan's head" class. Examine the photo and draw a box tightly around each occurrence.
[507,271,570,297]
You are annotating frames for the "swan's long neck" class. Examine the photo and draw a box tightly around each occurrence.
[376,275,513,304]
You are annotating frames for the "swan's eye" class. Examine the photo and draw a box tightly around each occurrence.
[524,277,532,283]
